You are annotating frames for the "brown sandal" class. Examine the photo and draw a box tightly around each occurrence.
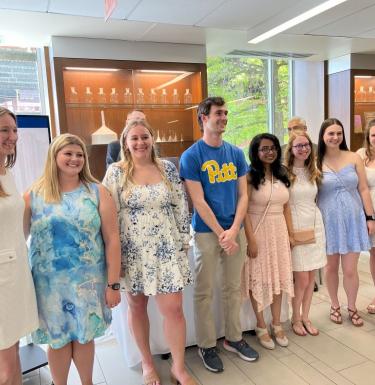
[348,308,364,327]
[330,306,342,324]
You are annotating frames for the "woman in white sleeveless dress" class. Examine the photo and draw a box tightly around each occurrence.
[357,118,375,314]
[284,131,326,336]
[0,107,38,384]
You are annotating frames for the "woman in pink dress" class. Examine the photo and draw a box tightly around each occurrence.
[242,133,294,350]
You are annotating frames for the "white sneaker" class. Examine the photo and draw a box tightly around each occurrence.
[255,327,275,350]
[271,324,288,347]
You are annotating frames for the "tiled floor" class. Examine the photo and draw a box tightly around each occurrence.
[23,253,375,385]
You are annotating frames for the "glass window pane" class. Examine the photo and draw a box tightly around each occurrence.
[273,59,291,144]
[207,56,269,152]
[0,46,42,114]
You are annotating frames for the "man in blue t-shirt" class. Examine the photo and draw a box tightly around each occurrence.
[180,96,259,373]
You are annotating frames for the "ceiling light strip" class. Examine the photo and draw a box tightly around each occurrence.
[248,0,349,44]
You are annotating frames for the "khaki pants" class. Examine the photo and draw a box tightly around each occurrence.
[193,228,246,348]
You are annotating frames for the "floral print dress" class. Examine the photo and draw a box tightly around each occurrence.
[29,183,111,349]
[103,160,192,295]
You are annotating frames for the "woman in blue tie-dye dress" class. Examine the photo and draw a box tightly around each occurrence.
[24,134,121,385]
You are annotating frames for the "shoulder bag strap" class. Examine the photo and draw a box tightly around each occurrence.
[253,174,273,235]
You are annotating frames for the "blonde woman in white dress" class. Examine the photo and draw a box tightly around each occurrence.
[285,131,326,336]
[0,107,38,384]
[357,118,375,314]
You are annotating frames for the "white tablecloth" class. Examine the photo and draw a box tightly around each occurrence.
[111,250,290,368]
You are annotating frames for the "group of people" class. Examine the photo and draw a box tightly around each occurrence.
[2,95,375,385]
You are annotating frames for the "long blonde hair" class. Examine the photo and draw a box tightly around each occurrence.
[284,130,321,185]
[32,133,98,203]
[119,119,170,193]
[0,107,17,198]
[363,119,375,165]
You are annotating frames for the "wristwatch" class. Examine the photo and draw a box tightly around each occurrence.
[365,214,375,221]
[107,283,121,290]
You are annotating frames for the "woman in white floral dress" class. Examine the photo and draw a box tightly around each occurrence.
[103,119,195,385]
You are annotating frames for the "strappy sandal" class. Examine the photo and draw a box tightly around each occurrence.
[329,306,342,324]
[367,303,375,314]
[291,320,307,336]
[302,320,319,336]
[348,308,364,327]
[143,370,161,385]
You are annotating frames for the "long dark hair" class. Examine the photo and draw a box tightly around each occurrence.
[248,133,290,190]
[317,118,348,171]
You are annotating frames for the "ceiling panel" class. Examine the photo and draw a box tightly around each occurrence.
[197,0,300,30]
[305,4,375,38]
[0,0,48,12]
[127,0,223,25]
[48,0,140,19]
[288,0,375,35]
[0,10,154,45]
[139,23,206,44]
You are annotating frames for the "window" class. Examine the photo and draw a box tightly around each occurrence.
[207,56,292,150]
[0,46,42,114]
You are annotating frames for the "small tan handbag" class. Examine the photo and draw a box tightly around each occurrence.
[293,228,316,245]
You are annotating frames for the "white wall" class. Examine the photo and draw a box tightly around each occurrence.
[50,36,206,63]
[293,60,325,144]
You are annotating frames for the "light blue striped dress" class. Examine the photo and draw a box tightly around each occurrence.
[29,183,111,348]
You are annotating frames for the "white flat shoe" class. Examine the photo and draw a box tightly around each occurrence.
[255,327,275,350]
[271,324,288,347]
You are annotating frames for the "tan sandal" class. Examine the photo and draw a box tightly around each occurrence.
[367,303,375,314]
[271,324,288,347]
[143,370,161,385]
[291,320,307,336]
[329,306,342,324]
[348,308,364,327]
[302,320,319,336]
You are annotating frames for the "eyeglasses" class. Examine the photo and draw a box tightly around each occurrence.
[259,146,277,154]
[292,143,311,151]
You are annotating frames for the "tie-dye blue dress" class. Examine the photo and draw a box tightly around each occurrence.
[29,183,111,349]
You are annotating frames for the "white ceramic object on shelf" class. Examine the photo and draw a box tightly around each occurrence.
[92,110,118,145]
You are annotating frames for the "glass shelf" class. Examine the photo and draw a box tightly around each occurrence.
[66,103,196,109]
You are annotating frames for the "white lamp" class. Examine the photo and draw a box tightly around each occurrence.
[91,110,118,145]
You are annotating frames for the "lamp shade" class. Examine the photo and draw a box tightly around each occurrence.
[91,110,118,145]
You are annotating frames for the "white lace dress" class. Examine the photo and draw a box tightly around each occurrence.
[289,167,327,271]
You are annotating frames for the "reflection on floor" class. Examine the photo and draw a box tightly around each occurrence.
[23,252,375,385]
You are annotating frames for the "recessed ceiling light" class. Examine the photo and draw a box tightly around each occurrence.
[248,0,349,44]
[65,67,120,72]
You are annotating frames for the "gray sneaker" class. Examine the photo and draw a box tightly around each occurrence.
[198,347,224,372]
[223,339,259,361]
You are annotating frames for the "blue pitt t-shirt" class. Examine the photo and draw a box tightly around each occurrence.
[180,139,248,233]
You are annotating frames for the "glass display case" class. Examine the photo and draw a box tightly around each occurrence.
[53,58,207,179]
[353,75,375,140]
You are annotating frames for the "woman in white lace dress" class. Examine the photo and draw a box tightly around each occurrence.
[103,119,195,385]
[357,118,375,314]
[284,131,326,336]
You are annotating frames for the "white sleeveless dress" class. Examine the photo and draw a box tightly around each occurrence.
[0,170,38,349]
[289,167,327,271]
[357,147,375,247]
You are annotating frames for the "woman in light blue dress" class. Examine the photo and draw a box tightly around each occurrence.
[24,134,121,385]
[317,118,375,327]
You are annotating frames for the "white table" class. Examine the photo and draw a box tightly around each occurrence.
[111,250,289,368]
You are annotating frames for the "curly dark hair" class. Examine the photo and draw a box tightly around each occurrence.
[248,133,290,190]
